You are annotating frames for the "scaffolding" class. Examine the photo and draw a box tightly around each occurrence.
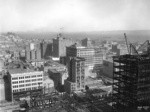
[113,54,150,111]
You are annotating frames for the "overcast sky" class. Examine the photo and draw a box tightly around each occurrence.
[0,0,150,32]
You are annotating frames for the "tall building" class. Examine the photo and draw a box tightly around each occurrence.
[102,59,113,78]
[52,33,74,57]
[81,38,92,47]
[25,43,41,61]
[93,47,104,71]
[113,54,150,111]
[66,43,95,69]
[65,57,85,93]
[40,40,53,59]
[0,74,5,102]
[4,68,43,101]
[48,69,68,91]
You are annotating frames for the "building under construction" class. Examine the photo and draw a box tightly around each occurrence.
[113,54,150,111]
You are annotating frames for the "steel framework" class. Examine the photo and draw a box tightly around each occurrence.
[113,54,150,111]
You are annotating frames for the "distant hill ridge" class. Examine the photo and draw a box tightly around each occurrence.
[14,30,150,42]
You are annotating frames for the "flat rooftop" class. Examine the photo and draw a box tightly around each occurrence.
[8,68,37,74]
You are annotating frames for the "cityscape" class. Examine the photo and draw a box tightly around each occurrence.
[0,0,150,112]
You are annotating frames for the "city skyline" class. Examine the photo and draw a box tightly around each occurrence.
[1,0,150,32]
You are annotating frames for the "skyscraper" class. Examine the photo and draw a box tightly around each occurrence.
[81,38,92,47]
[25,43,41,61]
[64,57,85,93]
[52,33,74,57]
[40,40,53,59]
[66,43,95,69]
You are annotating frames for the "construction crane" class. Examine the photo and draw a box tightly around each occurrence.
[124,33,130,54]
[124,33,150,56]
[129,43,138,55]
[137,40,150,55]
[124,33,138,55]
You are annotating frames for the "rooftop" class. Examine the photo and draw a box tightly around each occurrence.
[8,68,36,74]
[49,69,67,74]
[69,43,85,49]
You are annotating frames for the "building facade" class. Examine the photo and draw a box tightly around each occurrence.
[66,44,95,69]
[48,69,68,91]
[65,57,85,93]
[40,40,53,59]
[102,59,113,78]
[52,34,74,57]
[5,69,43,101]
[0,75,5,102]
[81,38,92,47]
[25,43,41,61]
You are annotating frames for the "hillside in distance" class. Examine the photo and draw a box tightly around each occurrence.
[16,30,150,42]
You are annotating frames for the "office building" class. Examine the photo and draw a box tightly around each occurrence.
[66,43,95,69]
[5,68,43,101]
[52,33,74,57]
[102,59,113,78]
[65,57,85,93]
[41,40,53,59]
[0,74,5,101]
[48,69,68,91]
[25,43,41,61]
[81,38,92,47]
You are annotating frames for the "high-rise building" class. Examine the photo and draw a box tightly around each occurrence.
[0,75,5,102]
[40,40,53,59]
[66,43,95,69]
[102,59,113,78]
[81,38,92,47]
[52,33,74,57]
[113,54,150,111]
[48,69,68,91]
[25,43,41,61]
[65,57,85,93]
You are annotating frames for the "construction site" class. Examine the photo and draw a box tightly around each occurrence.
[113,34,150,111]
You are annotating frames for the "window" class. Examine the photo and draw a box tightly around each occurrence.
[38,78,42,81]
[26,80,30,82]
[35,50,37,59]
[32,83,37,85]
[13,89,18,93]
[31,75,36,78]
[19,84,24,87]
[12,77,18,80]
[13,85,18,88]
[81,76,84,80]
[37,75,42,77]
[38,82,42,86]
[20,89,25,92]
[26,84,31,86]
[26,88,31,91]
[25,76,30,78]
[12,81,18,84]
[19,77,24,79]
[19,81,24,83]
[32,79,36,81]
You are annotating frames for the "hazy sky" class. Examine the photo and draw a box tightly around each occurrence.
[0,0,150,32]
